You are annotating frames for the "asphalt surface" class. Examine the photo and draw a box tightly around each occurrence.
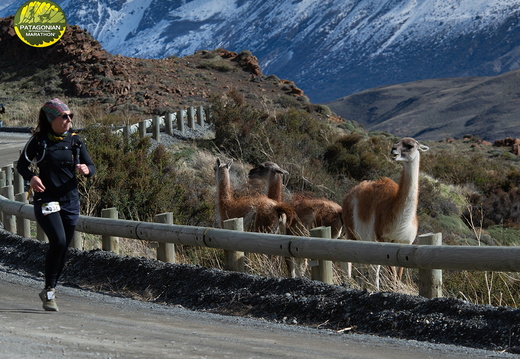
[0,130,31,168]
[1,266,515,359]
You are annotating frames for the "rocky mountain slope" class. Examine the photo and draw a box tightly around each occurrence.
[1,0,519,103]
[0,16,308,117]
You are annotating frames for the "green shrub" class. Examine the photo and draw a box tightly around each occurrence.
[338,120,363,133]
[316,104,332,117]
[274,94,301,108]
[436,215,473,238]
[210,91,342,197]
[323,134,398,181]
[486,225,520,246]
[421,147,519,193]
[466,188,520,228]
[211,90,325,163]
[419,176,463,217]
[197,57,235,72]
[79,125,213,225]
[422,150,485,186]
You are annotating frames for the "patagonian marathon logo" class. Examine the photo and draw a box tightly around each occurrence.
[14,1,67,47]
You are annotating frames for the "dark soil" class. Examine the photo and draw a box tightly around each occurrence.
[0,227,519,355]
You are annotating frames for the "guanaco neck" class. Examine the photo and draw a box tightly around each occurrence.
[395,154,420,224]
[217,167,233,204]
[267,172,283,202]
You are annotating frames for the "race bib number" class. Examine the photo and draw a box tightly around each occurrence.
[41,201,61,215]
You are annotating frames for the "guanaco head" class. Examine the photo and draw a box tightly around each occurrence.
[391,137,429,162]
[214,158,233,179]
[248,161,288,180]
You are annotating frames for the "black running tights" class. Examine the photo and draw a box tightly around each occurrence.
[34,201,79,289]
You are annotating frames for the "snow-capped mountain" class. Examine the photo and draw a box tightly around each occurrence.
[1,0,519,103]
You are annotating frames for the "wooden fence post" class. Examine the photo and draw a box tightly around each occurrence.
[152,115,160,141]
[166,113,174,135]
[205,105,211,123]
[14,192,30,238]
[155,212,175,263]
[123,125,130,141]
[187,106,195,129]
[139,120,146,138]
[102,207,119,254]
[37,222,47,242]
[1,185,15,233]
[177,110,185,134]
[71,231,82,250]
[309,226,333,284]
[418,233,443,298]
[197,105,205,126]
[2,164,13,187]
[0,179,4,225]
[223,218,245,272]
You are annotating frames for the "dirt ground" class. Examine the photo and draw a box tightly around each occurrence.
[0,227,519,355]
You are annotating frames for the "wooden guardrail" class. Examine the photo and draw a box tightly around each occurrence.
[117,105,210,141]
[2,191,520,299]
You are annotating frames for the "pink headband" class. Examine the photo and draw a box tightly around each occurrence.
[42,98,70,123]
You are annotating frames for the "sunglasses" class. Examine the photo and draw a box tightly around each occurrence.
[61,113,74,120]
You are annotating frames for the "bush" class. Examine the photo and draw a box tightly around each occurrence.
[421,147,518,193]
[486,225,520,246]
[421,150,486,186]
[316,104,332,117]
[274,94,301,108]
[210,91,342,197]
[211,90,326,163]
[419,176,462,218]
[210,90,266,163]
[197,57,235,72]
[323,134,398,181]
[79,125,213,225]
[466,188,520,228]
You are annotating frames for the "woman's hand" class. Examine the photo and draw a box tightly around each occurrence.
[30,176,45,192]
[76,164,90,176]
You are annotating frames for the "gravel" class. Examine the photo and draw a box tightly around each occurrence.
[0,226,519,355]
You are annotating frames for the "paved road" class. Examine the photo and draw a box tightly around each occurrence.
[0,131,31,168]
[1,268,517,359]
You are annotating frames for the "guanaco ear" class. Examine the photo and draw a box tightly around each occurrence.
[418,143,430,152]
[273,166,289,175]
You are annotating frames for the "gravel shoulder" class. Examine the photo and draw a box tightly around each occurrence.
[0,227,519,356]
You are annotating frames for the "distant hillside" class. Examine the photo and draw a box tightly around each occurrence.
[327,71,520,141]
